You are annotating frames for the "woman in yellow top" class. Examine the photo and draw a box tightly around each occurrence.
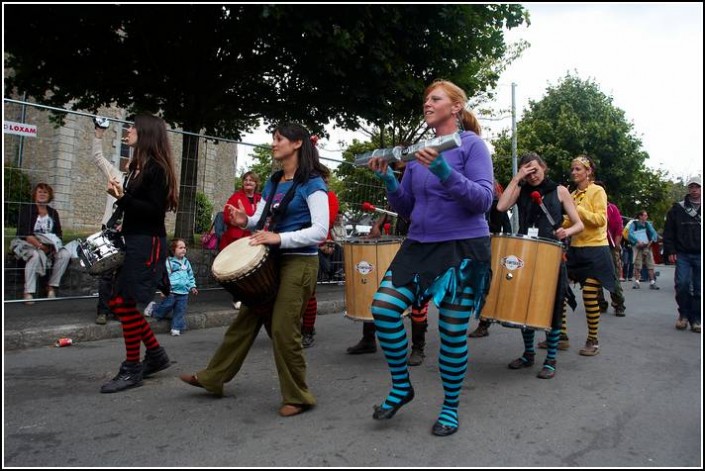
[563,155,619,356]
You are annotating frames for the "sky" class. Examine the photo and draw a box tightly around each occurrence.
[239,3,703,182]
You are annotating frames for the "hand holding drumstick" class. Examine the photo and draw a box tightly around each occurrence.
[107,177,124,200]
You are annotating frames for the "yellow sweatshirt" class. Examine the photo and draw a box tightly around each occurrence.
[563,183,608,247]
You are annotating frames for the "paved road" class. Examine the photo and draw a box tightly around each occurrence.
[3,265,702,467]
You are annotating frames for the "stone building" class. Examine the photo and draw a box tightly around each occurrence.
[4,101,239,235]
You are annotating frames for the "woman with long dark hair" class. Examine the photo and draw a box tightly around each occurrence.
[101,114,178,393]
[180,123,329,417]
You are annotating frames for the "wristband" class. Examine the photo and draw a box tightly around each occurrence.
[429,154,452,181]
[374,167,399,192]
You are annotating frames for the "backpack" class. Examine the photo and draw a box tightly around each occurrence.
[622,220,633,247]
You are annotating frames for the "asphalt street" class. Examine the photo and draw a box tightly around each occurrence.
[3,265,702,467]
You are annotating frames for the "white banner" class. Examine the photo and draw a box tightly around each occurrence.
[4,120,37,138]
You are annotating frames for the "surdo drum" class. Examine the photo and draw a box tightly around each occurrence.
[212,237,279,307]
[343,237,403,321]
[480,234,563,330]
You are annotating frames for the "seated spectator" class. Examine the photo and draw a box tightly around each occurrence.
[11,183,71,304]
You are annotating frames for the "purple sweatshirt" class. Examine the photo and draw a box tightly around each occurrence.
[388,130,493,243]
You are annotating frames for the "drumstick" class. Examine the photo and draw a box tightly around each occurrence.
[361,202,398,217]
[530,191,558,228]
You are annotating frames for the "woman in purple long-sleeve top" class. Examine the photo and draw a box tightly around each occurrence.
[366,79,494,436]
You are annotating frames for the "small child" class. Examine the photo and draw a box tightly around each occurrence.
[144,239,198,336]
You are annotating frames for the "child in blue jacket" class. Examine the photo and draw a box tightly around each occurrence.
[145,239,198,336]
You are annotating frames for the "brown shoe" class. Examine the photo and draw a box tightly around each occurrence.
[468,324,489,338]
[537,359,556,379]
[579,339,600,356]
[508,353,535,369]
[279,404,307,417]
[538,336,570,351]
[179,373,204,389]
[675,318,688,330]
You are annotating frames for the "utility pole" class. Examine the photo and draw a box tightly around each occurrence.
[510,82,519,232]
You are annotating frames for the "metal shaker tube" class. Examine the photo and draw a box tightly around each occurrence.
[353,132,462,167]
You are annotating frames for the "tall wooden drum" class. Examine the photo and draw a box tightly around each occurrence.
[343,237,402,321]
[481,234,563,330]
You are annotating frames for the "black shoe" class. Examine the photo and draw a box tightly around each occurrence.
[302,329,315,348]
[101,361,144,393]
[347,338,377,354]
[372,387,415,420]
[408,347,425,366]
[142,347,171,378]
[432,420,458,437]
[598,302,609,313]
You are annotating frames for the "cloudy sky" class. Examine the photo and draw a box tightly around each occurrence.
[241,3,703,181]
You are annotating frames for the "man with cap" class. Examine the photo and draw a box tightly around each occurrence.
[663,175,701,333]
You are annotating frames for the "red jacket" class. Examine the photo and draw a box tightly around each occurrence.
[220,189,262,251]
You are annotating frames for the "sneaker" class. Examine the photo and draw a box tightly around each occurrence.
[96,313,108,325]
[23,293,35,305]
[538,335,570,351]
[615,309,626,317]
[649,282,660,290]
[47,288,57,298]
[598,302,609,313]
[100,361,144,393]
[302,329,315,348]
[691,323,701,333]
[537,359,556,379]
[408,347,425,366]
[142,346,171,377]
[508,353,535,369]
[170,329,181,336]
[144,301,156,317]
[579,339,600,356]
[675,318,688,330]
[632,281,640,289]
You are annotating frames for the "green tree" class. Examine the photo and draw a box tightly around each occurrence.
[241,144,274,187]
[3,166,32,228]
[491,73,669,223]
[5,4,527,242]
[194,192,214,234]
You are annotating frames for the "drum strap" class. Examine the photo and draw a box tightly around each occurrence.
[255,171,299,232]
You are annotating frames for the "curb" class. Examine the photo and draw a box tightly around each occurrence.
[4,298,348,351]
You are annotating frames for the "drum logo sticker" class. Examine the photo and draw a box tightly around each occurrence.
[501,255,524,271]
[355,260,374,276]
